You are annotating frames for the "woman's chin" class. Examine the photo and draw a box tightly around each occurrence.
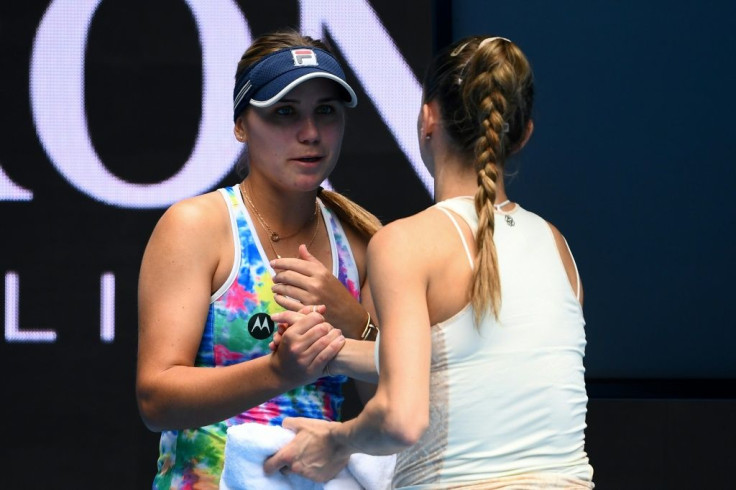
[288,175,330,193]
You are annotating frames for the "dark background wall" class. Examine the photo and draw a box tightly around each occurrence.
[448,0,736,380]
[445,0,736,487]
[1,0,733,488]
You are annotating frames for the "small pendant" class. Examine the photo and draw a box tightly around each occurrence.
[505,215,515,227]
[270,232,280,242]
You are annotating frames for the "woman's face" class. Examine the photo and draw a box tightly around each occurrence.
[238,78,346,192]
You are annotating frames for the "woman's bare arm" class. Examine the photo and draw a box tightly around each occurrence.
[136,195,344,431]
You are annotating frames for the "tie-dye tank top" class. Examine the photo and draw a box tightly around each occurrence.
[153,186,361,489]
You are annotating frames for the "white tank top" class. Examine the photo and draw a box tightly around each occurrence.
[391,197,594,488]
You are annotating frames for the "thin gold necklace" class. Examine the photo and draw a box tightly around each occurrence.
[239,181,320,258]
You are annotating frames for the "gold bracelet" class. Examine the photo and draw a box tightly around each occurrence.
[360,312,379,340]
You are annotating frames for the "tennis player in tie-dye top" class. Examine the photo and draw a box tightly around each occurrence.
[137,30,380,489]
[151,187,365,488]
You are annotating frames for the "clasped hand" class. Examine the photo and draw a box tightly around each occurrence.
[271,244,364,334]
[266,307,352,482]
[263,416,351,482]
[269,307,344,384]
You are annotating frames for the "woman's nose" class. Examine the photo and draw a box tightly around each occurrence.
[297,116,320,144]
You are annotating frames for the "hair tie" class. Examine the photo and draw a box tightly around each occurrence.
[450,41,471,57]
[477,36,511,49]
[456,36,513,84]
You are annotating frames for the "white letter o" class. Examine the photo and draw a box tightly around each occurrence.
[30,0,250,208]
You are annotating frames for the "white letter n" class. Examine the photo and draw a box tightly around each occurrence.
[300,0,434,196]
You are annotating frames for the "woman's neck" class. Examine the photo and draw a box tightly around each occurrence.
[241,177,319,230]
[433,156,508,204]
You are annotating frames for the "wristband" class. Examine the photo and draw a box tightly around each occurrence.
[360,312,379,340]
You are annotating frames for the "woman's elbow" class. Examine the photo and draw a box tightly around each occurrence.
[136,384,167,432]
[381,406,429,448]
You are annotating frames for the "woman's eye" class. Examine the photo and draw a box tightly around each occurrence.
[276,106,295,116]
[316,104,335,115]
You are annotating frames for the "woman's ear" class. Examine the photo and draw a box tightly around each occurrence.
[233,116,247,143]
[517,119,534,151]
[420,102,439,141]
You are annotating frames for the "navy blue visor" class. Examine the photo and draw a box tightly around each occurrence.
[233,47,357,121]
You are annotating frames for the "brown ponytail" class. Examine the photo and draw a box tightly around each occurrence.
[318,188,382,240]
[423,36,534,324]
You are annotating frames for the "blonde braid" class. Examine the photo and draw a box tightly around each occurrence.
[423,35,534,325]
[469,80,508,323]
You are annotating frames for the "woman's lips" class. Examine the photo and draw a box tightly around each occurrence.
[294,156,323,163]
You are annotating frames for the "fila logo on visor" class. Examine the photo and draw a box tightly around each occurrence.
[292,49,318,66]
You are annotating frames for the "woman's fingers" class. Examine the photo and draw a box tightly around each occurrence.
[310,332,346,370]
[273,269,314,291]
[270,257,318,276]
[270,310,322,334]
[272,292,306,312]
[272,323,342,380]
[294,321,334,349]
[273,283,315,306]
[296,304,326,315]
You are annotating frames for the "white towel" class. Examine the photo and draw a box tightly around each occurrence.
[220,422,395,490]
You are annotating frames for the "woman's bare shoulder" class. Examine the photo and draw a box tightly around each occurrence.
[367,206,446,258]
[156,191,229,232]
[546,221,584,305]
[142,191,232,264]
